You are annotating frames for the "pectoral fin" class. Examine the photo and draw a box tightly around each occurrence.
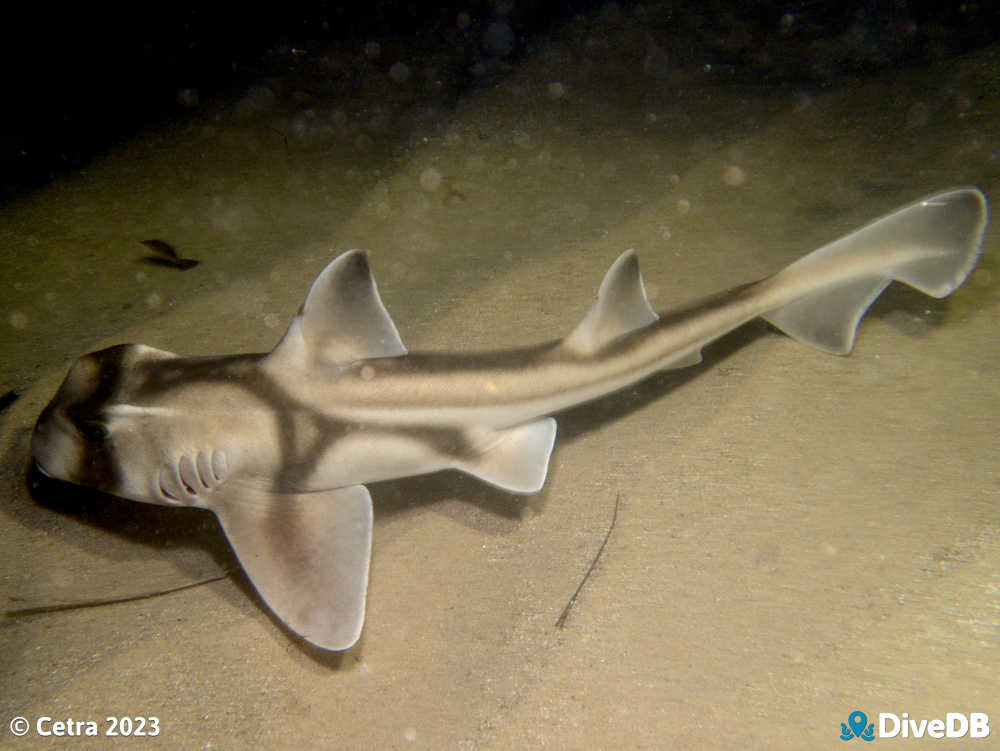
[210,483,373,651]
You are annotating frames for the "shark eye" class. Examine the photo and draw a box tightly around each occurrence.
[77,420,110,443]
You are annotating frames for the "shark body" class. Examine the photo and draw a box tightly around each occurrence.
[31,187,988,650]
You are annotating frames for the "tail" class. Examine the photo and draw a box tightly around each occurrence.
[762,187,988,354]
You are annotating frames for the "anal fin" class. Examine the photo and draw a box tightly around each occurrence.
[210,483,373,651]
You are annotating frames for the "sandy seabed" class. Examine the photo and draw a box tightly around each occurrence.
[2,14,998,750]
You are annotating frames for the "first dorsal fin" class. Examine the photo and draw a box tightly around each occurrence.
[562,249,659,355]
[267,250,407,370]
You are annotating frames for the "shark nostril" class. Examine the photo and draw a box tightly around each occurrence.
[179,455,201,495]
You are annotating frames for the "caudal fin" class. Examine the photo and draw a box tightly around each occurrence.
[763,187,988,354]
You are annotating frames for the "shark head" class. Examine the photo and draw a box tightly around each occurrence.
[30,343,221,507]
[31,337,375,651]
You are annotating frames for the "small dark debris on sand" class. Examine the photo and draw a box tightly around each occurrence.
[139,239,199,270]
[0,390,19,414]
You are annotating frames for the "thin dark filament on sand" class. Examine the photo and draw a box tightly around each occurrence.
[555,492,620,629]
[5,570,233,617]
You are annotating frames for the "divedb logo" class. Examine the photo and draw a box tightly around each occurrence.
[840,710,990,741]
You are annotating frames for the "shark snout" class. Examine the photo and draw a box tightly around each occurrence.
[30,407,79,483]
[30,393,122,496]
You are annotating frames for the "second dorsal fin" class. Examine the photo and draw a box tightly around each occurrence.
[562,249,659,355]
[267,250,407,370]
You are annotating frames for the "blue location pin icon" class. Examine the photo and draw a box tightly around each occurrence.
[848,711,868,739]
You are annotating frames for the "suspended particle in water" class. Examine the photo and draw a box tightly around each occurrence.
[419,167,443,191]
[176,88,199,108]
[389,62,410,83]
[722,165,746,187]
[483,21,514,56]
